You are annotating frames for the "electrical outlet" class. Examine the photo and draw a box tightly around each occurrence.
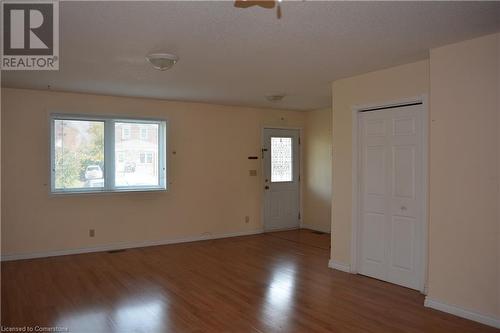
[89,229,95,237]
[245,216,250,223]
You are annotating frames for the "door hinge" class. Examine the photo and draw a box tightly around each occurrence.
[298,212,301,220]
[298,137,301,145]
[261,148,268,159]
[298,175,301,181]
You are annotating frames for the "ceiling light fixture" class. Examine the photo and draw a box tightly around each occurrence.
[146,53,179,71]
[266,93,286,102]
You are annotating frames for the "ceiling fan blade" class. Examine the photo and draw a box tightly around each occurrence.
[234,0,276,9]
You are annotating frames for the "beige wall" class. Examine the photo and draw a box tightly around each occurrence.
[428,33,500,318]
[330,60,429,265]
[303,108,332,233]
[1,88,306,256]
[498,34,500,321]
[330,34,500,322]
[0,96,1,259]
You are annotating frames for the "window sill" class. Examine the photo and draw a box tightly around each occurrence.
[50,187,168,196]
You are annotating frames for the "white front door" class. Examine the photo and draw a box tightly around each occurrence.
[263,128,300,231]
[358,103,424,290]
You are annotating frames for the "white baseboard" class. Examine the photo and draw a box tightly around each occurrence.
[328,259,351,273]
[1,229,264,262]
[300,224,331,234]
[424,297,500,329]
[264,225,300,232]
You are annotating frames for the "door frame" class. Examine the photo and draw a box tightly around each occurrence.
[350,95,429,293]
[261,126,304,232]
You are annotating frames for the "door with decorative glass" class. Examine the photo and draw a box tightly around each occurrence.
[263,128,300,231]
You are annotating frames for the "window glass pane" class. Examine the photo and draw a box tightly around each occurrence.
[140,128,148,140]
[122,126,131,140]
[115,122,159,187]
[271,137,293,182]
[54,120,105,189]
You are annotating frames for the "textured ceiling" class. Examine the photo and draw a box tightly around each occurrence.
[2,1,500,110]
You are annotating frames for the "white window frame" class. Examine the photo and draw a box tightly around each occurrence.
[50,114,168,194]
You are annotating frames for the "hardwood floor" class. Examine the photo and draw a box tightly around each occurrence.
[267,229,331,250]
[1,230,497,332]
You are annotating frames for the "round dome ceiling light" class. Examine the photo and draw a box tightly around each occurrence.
[265,93,286,102]
[146,53,179,71]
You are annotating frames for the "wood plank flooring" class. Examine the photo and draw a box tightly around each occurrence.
[267,229,331,250]
[1,229,497,332]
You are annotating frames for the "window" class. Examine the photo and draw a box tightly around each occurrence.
[53,119,105,190]
[122,126,131,140]
[139,152,154,164]
[51,115,167,193]
[271,137,293,182]
[140,127,148,140]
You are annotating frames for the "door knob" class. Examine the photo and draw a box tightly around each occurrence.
[265,185,270,190]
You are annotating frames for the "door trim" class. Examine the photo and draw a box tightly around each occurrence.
[261,126,303,232]
[350,95,429,293]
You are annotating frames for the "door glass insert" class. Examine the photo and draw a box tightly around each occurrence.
[271,137,293,182]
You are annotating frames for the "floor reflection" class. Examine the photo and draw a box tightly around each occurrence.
[263,261,297,329]
[113,299,166,333]
[56,309,110,333]
[56,298,167,333]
